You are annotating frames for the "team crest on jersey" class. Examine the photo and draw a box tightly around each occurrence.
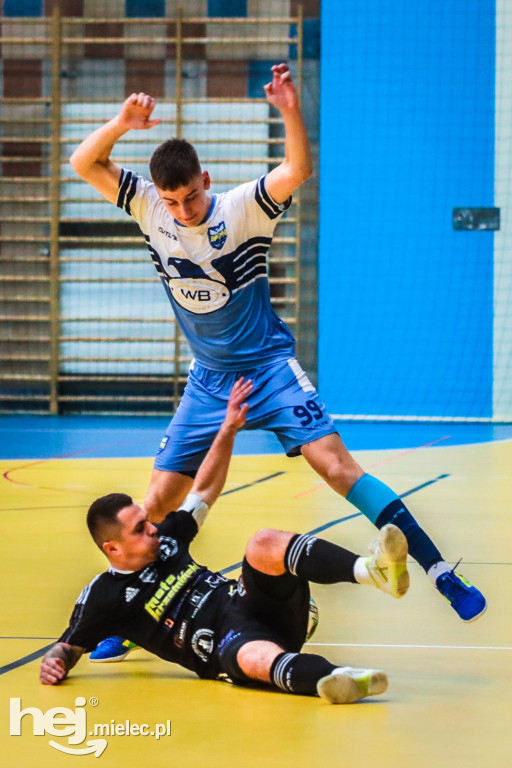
[208,221,227,250]
[191,628,215,662]
[139,565,157,583]
[158,536,179,560]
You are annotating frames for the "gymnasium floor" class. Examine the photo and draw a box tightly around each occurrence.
[1,417,511,767]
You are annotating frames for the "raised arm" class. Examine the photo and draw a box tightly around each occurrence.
[264,63,312,204]
[40,642,85,685]
[189,378,253,510]
[69,92,162,204]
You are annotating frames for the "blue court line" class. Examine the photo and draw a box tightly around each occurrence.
[0,644,57,676]
[0,476,286,514]
[0,472,449,676]
[1,476,286,515]
[401,474,450,498]
[220,471,285,496]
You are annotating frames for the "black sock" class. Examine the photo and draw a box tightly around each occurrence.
[376,499,442,572]
[270,652,337,695]
[284,534,358,584]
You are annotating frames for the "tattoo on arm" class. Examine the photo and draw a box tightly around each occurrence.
[45,643,83,674]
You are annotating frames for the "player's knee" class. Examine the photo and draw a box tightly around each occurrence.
[246,528,274,565]
[246,528,282,557]
[245,529,293,574]
[248,527,279,550]
[236,643,258,678]
[237,641,281,683]
[323,458,344,484]
[322,458,363,496]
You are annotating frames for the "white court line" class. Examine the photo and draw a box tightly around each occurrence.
[306,643,512,651]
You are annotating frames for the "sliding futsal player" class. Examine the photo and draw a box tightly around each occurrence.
[41,378,409,705]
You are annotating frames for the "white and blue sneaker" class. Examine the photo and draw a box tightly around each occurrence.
[317,666,388,704]
[435,569,487,622]
[90,636,140,663]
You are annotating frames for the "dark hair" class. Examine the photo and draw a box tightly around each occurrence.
[149,138,202,190]
[87,493,133,550]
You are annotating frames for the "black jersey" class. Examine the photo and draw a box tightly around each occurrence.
[59,510,237,679]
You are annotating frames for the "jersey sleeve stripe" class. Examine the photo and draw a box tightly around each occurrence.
[255,177,280,219]
[117,168,125,201]
[255,176,292,220]
[116,169,131,210]
[143,234,166,276]
[59,574,103,643]
[76,574,102,605]
[125,174,138,216]
[117,169,139,215]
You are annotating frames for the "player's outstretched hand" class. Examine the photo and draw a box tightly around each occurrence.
[40,657,66,685]
[224,377,253,431]
[117,92,162,131]
[264,63,299,113]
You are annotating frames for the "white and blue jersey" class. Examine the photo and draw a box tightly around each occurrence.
[117,170,337,471]
[117,171,295,371]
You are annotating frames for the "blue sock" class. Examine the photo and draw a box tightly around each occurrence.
[346,474,443,572]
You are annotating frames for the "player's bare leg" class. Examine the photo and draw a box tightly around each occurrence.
[300,432,364,496]
[144,468,194,523]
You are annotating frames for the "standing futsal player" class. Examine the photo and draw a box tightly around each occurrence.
[69,63,485,660]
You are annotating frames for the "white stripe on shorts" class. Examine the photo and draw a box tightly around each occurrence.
[287,358,316,392]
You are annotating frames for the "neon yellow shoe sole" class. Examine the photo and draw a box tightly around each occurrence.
[317,667,388,704]
[366,523,410,599]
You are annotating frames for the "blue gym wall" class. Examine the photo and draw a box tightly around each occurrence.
[319,0,495,418]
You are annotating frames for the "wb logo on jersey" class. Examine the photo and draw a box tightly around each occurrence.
[168,277,231,314]
[208,221,227,250]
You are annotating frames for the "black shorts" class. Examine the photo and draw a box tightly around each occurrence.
[215,558,310,684]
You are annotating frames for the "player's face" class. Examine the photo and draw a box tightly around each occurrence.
[114,504,160,570]
[156,171,211,227]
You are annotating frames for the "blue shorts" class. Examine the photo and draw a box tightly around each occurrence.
[154,357,338,473]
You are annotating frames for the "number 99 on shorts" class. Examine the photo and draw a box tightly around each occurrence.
[293,400,325,426]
